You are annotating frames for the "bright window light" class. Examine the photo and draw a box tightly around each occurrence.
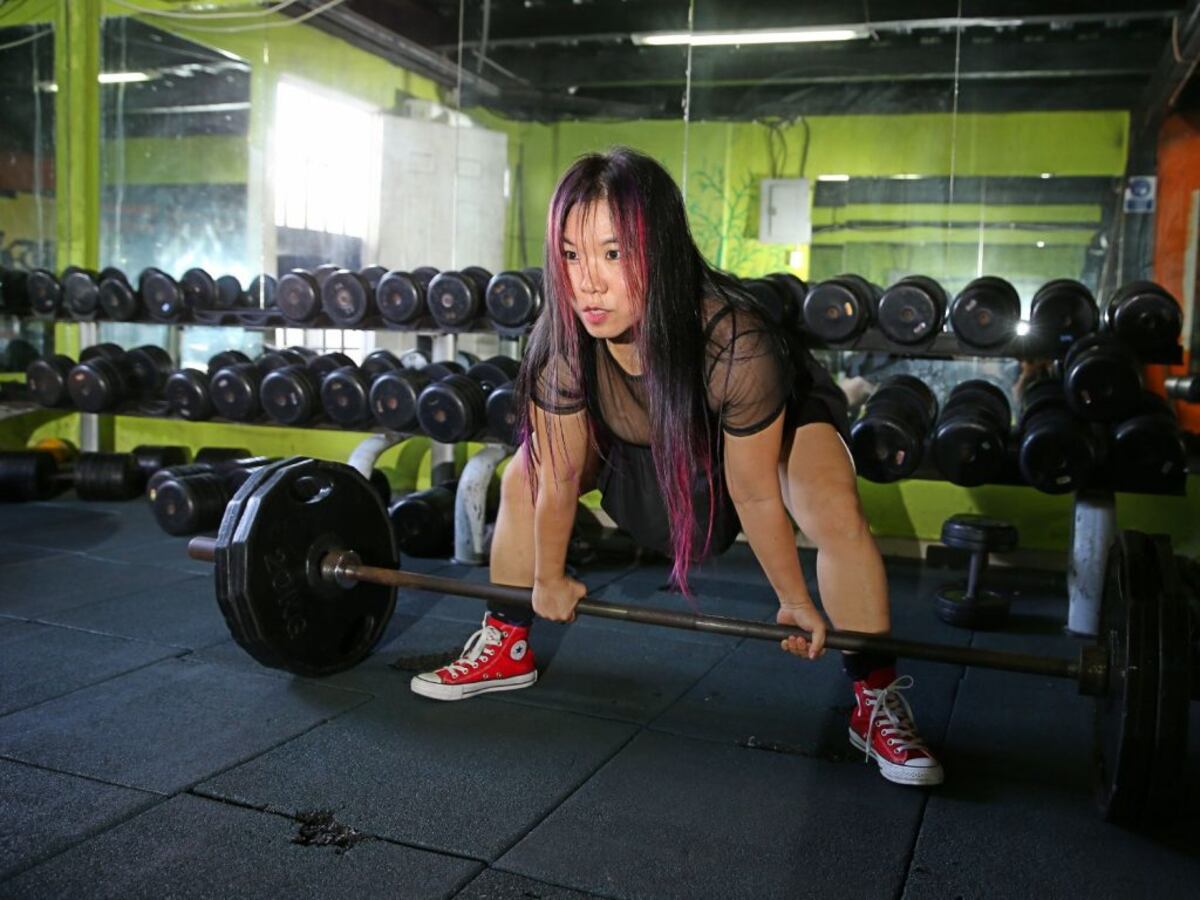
[1036,240,1046,248]
[1016,321,1031,336]
[633,27,868,47]
[274,80,379,240]
[892,173,922,180]
[99,72,151,84]
[817,174,850,182]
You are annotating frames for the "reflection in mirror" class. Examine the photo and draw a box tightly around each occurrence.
[0,20,55,368]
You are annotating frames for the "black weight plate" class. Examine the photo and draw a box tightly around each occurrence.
[1094,531,1158,825]
[322,270,372,326]
[141,270,186,322]
[165,369,214,421]
[360,265,388,289]
[486,383,519,444]
[219,458,398,676]
[934,586,1010,629]
[210,365,262,422]
[361,349,403,380]
[466,358,519,393]
[247,274,278,307]
[949,278,1020,349]
[320,367,371,427]
[1145,536,1189,823]
[27,269,61,317]
[207,350,252,375]
[486,270,540,328]
[309,351,355,381]
[369,369,428,431]
[213,458,298,663]
[417,377,480,444]
[181,268,218,310]
[277,271,321,323]
[1018,414,1099,494]
[427,272,482,328]
[876,276,946,345]
[1106,282,1183,353]
[216,275,243,308]
[313,264,340,288]
[932,418,1008,487]
[98,278,139,320]
[1029,279,1098,351]
[25,355,73,407]
[260,365,320,426]
[849,414,924,482]
[940,514,1018,552]
[802,279,867,342]
[376,271,426,324]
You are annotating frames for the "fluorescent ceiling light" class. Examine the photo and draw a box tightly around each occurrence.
[99,72,151,84]
[633,27,868,47]
[1036,240,1046,248]
[892,173,922,180]
[1040,172,1053,179]
[817,174,850,182]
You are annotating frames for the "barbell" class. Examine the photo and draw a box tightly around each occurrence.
[186,456,1195,829]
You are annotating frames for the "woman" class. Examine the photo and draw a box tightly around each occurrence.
[411,148,942,787]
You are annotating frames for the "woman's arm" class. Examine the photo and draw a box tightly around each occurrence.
[530,402,592,619]
[723,412,827,657]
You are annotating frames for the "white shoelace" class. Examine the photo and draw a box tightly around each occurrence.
[862,675,927,759]
[443,620,504,676]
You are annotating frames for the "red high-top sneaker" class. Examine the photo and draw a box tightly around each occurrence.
[848,670,944,786]
[410,614,537,701]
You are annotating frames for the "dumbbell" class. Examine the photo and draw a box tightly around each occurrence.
[260,360,325,426]
[246,274,278,308]
[1103,282,1182,354]
[193,447,254,466]
[1017,378,1104,494]
[318,362,376,428]
[486,381,522,445]
[180,268,239,312]
[150,457,276,536]
[742,276,799,327]
[931,380,1011,487]
[3,338,39,373]
[276,269,323,324]
[164,350,252,422]
[362,349,404,379]
[139,268,188,322]
[875,275,947,345]
[848,375,937,482]
[418,356,521,444]
[360,266,388,289]
[427,267,493,329]
[802,274,878,343]
[63,268,128,320]
[26,344,122,408]
[1165,375,1200,403]
[321,267,387,326]
[486,268,544,331]
[763,273,807,326]
[98,269,140,320]
[130,444,190,481]
[0,450,145,502]
[948,276,1021,350]
[376,268,440,326]
[209,352,297,422]
[308,351,356,382]
[389,485,456,558]
[1109,392,1186,492]
[1062,333,1142,422]
[27,268,65,317]
[67,344,173,412]
[369,366,433,432]
[1028,279,1098,354]
[0,268,31,315]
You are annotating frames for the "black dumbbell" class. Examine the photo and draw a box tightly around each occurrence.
[802,274,878,343]
[1016,378,1103,494]
[62,268,114,320]
[0,450,145,502]
[0,269,31,315]
[3,338,40,373]
[1165,375,1200,403]
[427,267,493,329]
[193,447,254,466]
[207,350,253,375]
[26,355,77,407]
[931,380,1011,487]
[165,348,253,424]
[360,265,388,290]
[66,345,163,412]
[486,268,545,330]
[98,270,139,321]
[1102,281,1182,354]
[131,445,190,481]
[149,457,275,535]
[210,353,293,422]
[247,274,278,308]
[139,268,188,322]
[418,356,520,443]
[313,264,340,288]
[27,268,63,317]
[276,346,316,367]
[321,268,377,326]
[849,375,937,482]
[948,276,1021,350]
[377,267,439,326]
[73,452,146,500]
[260,363,323,426]
[362,349,403,380]
[1028,279,1098,355]
[389,485,456,558]
[1062,333,1142,422]
[181,268,245,312]
[0,450,59,501]
[742,276,797,327]
[320,364,374,427]
[486,382,520,444]
[875,275,947,346]
[764,273,807,326]
[369,367,432,432]
[217,275,247,308]
[308,351,356,382]
[276,269,323,324]
[1109,391,1186,492]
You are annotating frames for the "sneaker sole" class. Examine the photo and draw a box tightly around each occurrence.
[848,729,944,787]
[410,670,538,702]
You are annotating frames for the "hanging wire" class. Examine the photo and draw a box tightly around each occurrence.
[0,28,51,52]
[108,0,350,33]
[109,0,308,20]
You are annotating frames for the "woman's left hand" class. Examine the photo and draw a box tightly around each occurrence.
[776,600,828,660]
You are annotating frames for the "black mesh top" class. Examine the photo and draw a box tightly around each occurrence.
[531,298,797,446]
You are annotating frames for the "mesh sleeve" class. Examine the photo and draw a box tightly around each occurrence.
[530,352,587,416]
[705,305,794,436]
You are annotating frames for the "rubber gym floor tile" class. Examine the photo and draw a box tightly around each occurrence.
[0,655,371,795]
[0,759,158,881]
[38,575,232,651]
[0,539,70,568]
[0,552,199,619]
[0,621,179,717]
[0,499,166,555]
[497,729,926,900]
[620,540,786,587]
[455,868,607,899]
[195,690,637,861]
[1,793,482,900]
[648,634,960,758]
[92,534,216,575]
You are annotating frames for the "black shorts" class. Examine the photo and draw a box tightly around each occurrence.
[599,351,849,558]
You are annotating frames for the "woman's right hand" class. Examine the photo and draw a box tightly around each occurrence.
[532,574,588,622]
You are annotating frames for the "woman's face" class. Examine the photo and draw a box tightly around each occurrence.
[561,200,642,340]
